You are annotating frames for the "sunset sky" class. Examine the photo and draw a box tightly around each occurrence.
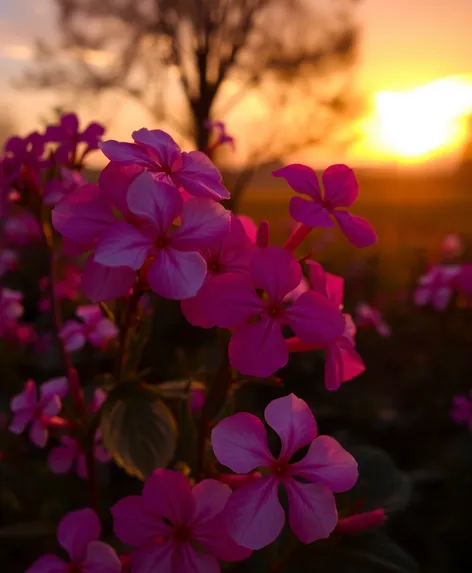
[0,0,472,168]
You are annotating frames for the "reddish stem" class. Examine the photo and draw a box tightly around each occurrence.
[283,223,311,252]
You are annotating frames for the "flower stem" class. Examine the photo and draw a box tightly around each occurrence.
[115,281,143,382]
[283,223,311,253]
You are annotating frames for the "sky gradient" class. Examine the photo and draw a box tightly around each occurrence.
[0,0,471,166]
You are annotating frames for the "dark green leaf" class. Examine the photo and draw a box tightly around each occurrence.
[101,391,178,480]
[0,521,56,539]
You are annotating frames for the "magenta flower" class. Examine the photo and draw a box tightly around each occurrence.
[26,508,120,573]
[94,171,230,299]
[100,127,230,200]
[205,119,236,152]
[49,433,110,479]
[0,287,23,337]
[2,132,46,189]
[44,168,86,206]
[45,113,105,164]
[442,233,463,260]
[273,163,377,248]
[211,394,358,549]
[355,303,391,336]
[451,391,472,430]
[413,264,460,311]
[4,210,41,246]
[60,305,118,352]
[181,215,255,326]
[190,246,345,377]
[0,248,17,277]
[9,378,68,447]
[112,469,251,572]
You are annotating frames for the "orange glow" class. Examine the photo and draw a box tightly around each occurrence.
[358,76,472,163]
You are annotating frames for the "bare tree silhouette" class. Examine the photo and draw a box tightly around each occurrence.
[24,0,361,206]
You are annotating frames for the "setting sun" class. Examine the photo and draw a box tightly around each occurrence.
[359,76,472,162]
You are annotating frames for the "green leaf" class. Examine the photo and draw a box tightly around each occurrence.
[100,391,178,480]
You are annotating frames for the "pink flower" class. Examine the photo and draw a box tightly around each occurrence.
[413,264,460,311]
[273,163,377,248]
[45,113,105,164]
[2,132,46,190]
[205,120,236,151]
[442,234,463,260]
[44,168,86,206]
[451,391,472,430]
[0,287,23,333]
[112,469,251,572]
[190,246,345,377]
[4,210,41,245]
[26,508,120,573]
[0,248,18,277]
[211,394,358,549]
[181,215,254,326]
[355,303,391,336]
[9,378,68,447]
[100,128,230,200]
[49,433,110,478]
[94,172,230,299]
[60,305,118,352]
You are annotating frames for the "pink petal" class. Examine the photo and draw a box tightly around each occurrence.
[307,262,344,307]
[190,479,232,526]
[94,222,151,269]
[26,554,68,573]
[82,259,136,303]
[251,246,301,302]
[193,513,252,562]
[142,469,194,526]
[325,340,365,391]
[273,164,322,200]
[229,317,288,377]
[237,215,258,244]
[88,318,118,347]
[29,420,48,447]
[333,211,377,248]
[289,196,334,228]
[52,184,116,244]
[127,172,182,233]
[93,443,111,463]
[112,495,170,547]
[224,476,285,550]
[322,164,358,208]
[10,379,37,412]
[285,479,338,543]
[99,162,142,215]
[40,377,68,401]
[291,435,358,492]
[60,321,86,352]
[76,305,102,324]
[48,445,77,474]
[9,412,33,434]
[185,272,263,328]
[180,292,215,328]
[61,113,79,134]
[176,151,230,200]
[174,544,220,573]
[172,198,230,250]
[131,542,175,573]
[62,238,93,257]
[99,140,153,165]
[146,248,206,300]
[286,291,345,346]
[58,508,101,562]
[132,128,181,168]
[211,413,273,473]
[264,394,317,459]
[81,540,121,573]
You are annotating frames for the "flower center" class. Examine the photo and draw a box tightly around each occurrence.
[173,524,193,544]
[270,459,291,479]
[156,235,170,249]
[208,259,223,274]
[267,303,283,318]
[321,199,332,210]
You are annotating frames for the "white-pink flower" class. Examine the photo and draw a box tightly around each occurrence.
[60,305,118,352]
[48,433,110,479]
[9,378,68,447]
[0,287,23,336]
[413,264,460,311]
